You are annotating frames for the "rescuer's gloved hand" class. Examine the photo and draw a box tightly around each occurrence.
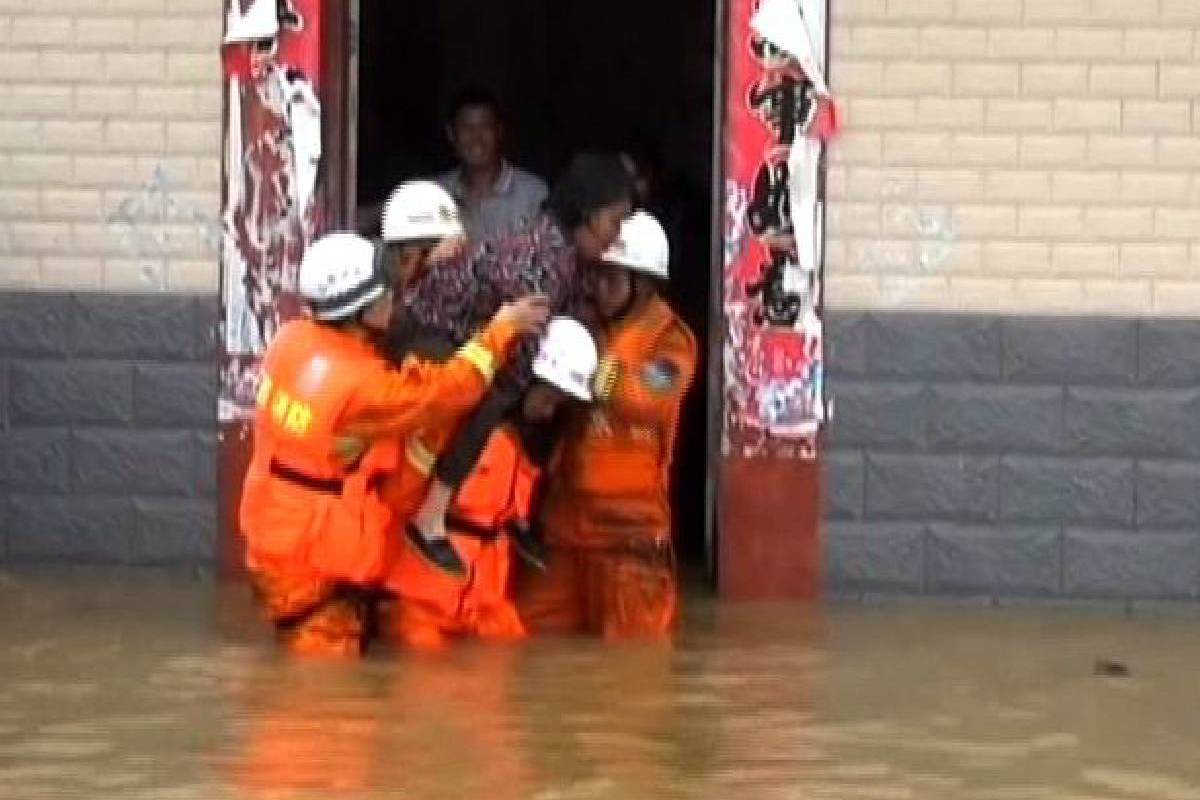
[334,435,367,465]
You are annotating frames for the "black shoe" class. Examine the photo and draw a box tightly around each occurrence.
[508,521,548,572]
[405,523,466,577]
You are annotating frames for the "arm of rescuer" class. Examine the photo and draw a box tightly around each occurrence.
[591,318,698,433]
[338,298,547,440]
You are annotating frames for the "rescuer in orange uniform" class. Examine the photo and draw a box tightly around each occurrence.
[519,212,697,639]
[239,181,549,657]
[377,318,599,651]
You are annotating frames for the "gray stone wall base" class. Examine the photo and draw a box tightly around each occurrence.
[825,311,1200,604]
[0,292,217,565]
[3,294,1198,605]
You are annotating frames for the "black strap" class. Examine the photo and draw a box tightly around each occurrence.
[270,459,344,494]
[445,513,502,541]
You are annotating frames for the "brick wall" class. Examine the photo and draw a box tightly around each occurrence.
[0,0,222,293]
[826,0,1200,316]
[825,311,1200,602]
[0,293,217,562]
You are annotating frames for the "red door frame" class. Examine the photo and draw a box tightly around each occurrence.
[219,0,828,599]
[714,0,829,600]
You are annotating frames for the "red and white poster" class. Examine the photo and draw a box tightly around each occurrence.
[218,0,323,423]
[722,0,833,459]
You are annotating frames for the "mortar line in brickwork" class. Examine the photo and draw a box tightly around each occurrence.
[999,318,1010,382]
[1133,319,1142,386]
[919,383,931,456]
[1059,386,1068,461]
[1131,457,1139,535]
[920,524,930,595]
[858,447,867,521]
[66,294,81,360]
[65,424,77,496]
[1057,524,1066,597]
[1,359,9,433]
[992,447,1002,524]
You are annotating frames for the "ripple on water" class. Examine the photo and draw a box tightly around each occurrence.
[0,763,67,781]
[795,780,916,799]
[0,736,114,759]
[88,771,150,789]
[1082,767,1200,800]
[12,681,99,699]
[962,786,1055,800]
[1029,733,1079,751]
[102,713,181,730]
[802,720,902,744]
[532,776,618,800]
[126,784,226,800]
[819,762,894,780]
[36,721,105,736]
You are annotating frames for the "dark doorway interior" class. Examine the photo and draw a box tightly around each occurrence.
[356,0,717,569]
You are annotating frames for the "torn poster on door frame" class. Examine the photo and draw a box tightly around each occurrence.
[218,0,322,423]
[722,0,836,459]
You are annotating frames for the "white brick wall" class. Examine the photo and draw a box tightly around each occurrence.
[0,3,221,292]
[4,0,1197,315]
[827,0,1200,316]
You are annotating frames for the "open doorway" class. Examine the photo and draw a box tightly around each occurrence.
[354,0,718,573]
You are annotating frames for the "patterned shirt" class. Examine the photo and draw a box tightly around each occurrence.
[402,214,581,390]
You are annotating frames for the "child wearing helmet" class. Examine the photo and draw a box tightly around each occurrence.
[239,200,548,657]
[366,318,598,651]
[518,212,698,640]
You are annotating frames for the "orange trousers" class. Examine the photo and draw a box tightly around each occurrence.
[385,534,526,652]
[387,593,525,652]
[517,543,677,640]
[250,567,374,658]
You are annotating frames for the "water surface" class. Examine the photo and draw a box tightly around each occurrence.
[1,568,1198,799]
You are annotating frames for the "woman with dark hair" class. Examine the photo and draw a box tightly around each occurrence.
[386,153,633,575]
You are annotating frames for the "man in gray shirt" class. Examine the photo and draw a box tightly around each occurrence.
[437,87,548,242]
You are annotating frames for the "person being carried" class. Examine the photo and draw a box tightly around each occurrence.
[238,181,548,657]
[518,212,697,640]
[437,85,548,242]
[393,152,633,577]
[370,317,599,651]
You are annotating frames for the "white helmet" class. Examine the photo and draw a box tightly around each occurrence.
[601,211,670,279]
[298,232,388,321]
[532,317,599,402]
[381,180,464,243]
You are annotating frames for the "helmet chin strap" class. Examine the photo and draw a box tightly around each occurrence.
[611,271,645,322]
[372,238,389,283]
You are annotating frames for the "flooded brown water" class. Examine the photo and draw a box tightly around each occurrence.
[2,568,1200,800]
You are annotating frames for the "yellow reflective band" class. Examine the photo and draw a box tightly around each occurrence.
[457,340,496,381]
[270,392,291,425]
[282,401,313,437]
[405,436,436,476]
[593,357,619,400]
[255,374,273,408]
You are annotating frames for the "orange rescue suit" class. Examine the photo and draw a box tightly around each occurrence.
[520,295,697,639]
[239,316,516,655]
[381,425,538,651]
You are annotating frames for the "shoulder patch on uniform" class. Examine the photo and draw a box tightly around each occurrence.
[641,359,680,393]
